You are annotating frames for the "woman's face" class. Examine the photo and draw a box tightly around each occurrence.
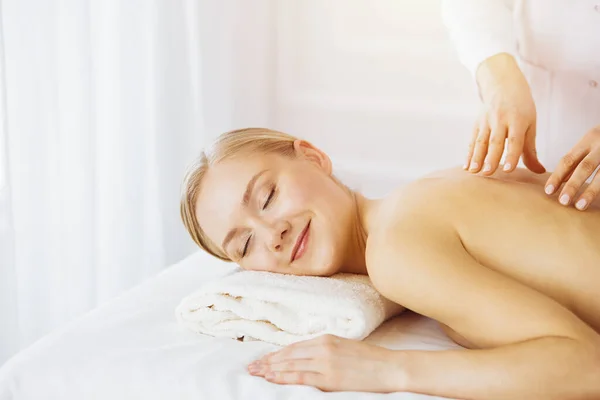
[195,141,354,276]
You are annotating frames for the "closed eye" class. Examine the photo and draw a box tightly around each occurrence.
[241,235,251,258]
[240,185,275,258]
[262,186,276,210]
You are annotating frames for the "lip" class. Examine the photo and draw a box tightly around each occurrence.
[290,220,311,263]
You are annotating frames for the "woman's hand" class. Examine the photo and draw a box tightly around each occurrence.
[466,53,546,175]
[545,125,600,210]
[247,334,404,393]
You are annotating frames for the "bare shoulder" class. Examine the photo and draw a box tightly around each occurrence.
[370,169,462,227]
[364,175,458,286]
[363,166,542,284]
[366,181,595,348]
[363,178,598,348]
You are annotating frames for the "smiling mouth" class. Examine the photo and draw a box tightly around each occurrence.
[290,220,311,263]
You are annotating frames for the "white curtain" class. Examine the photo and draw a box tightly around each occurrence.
[0,0,269,365]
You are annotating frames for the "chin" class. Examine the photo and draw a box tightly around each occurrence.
[321,249,344,275]
[315,261,340,277]
[305,240,341,276]
[300,259,336,277]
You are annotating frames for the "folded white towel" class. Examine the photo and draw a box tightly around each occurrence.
[175,270,405,346]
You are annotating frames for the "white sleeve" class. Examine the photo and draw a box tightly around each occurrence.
[441,0,517,77]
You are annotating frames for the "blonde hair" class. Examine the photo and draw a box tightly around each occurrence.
[180,128,299,261]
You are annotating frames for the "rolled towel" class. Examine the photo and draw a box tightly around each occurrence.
[175,270,405,346]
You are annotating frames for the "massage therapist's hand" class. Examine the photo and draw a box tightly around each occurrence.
[545,125,600,211]
[248,334,404,393]
[466,53,546,175]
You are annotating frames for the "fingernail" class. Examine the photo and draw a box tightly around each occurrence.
[576,199,587,210]
[483,163,491,172]
[503,163,511,171]
[463,163,468,170]
[469,162,479,171]
[545,184,555,195]
[560,194,570,205]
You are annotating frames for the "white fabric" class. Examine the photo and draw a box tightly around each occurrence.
[441,0,519,77]
[0,0,251,365]
[176,270,405,346]
[441,0,600,170]
[0,250,462,400]
[0,1,18,365]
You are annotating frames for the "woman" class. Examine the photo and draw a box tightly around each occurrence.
[442,0,600,209]
[181,128,600,399]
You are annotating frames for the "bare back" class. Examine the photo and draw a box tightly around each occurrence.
[368,167,600,345]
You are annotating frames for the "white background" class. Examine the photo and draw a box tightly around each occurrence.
[231,0,480,182]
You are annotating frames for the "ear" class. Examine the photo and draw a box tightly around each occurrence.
[293,139,332,175]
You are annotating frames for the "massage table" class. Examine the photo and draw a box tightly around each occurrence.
[0,249,462,400]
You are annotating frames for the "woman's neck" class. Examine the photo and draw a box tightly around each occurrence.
[338,192,381,275]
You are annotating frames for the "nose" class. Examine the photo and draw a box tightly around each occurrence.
[261,220,290,253]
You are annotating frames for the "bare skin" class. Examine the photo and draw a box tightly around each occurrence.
[358,167,600,398]
[395,169,597,353]
[194,140,600,399]
[395,166,600,342]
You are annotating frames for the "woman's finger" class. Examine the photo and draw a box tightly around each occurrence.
[260,338,328,364]
[264,370,324,387]
[482,123,508,175]
[269,345,325,364]
[556,152,598,206]
[469,120,491,173]
[545,146,588,196]
[259,359,322,375]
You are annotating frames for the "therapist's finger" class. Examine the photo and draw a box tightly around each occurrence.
[502,122,526,172]
[559,151,600,208]
[521,123,546,174]
[464,122,479,170]
[575,159,600,211]
[482,123,508,175]
[545,146,588,196]
[469,121,491,173]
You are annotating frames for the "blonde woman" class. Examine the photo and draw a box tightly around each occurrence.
[181,128,600,399]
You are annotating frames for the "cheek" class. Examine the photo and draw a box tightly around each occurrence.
[280,173,319,208]
[282,171,350,229]
[245,251,281,272]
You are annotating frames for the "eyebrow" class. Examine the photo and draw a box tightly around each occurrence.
[220,169,269,254]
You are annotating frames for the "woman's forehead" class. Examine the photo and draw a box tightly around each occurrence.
[205,154,279,188]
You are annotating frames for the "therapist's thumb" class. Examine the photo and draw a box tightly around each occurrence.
[522,124,546,173]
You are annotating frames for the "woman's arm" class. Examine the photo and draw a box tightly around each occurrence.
[368,217,600,400]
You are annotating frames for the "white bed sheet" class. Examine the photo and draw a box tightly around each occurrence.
[0,250,462,400]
